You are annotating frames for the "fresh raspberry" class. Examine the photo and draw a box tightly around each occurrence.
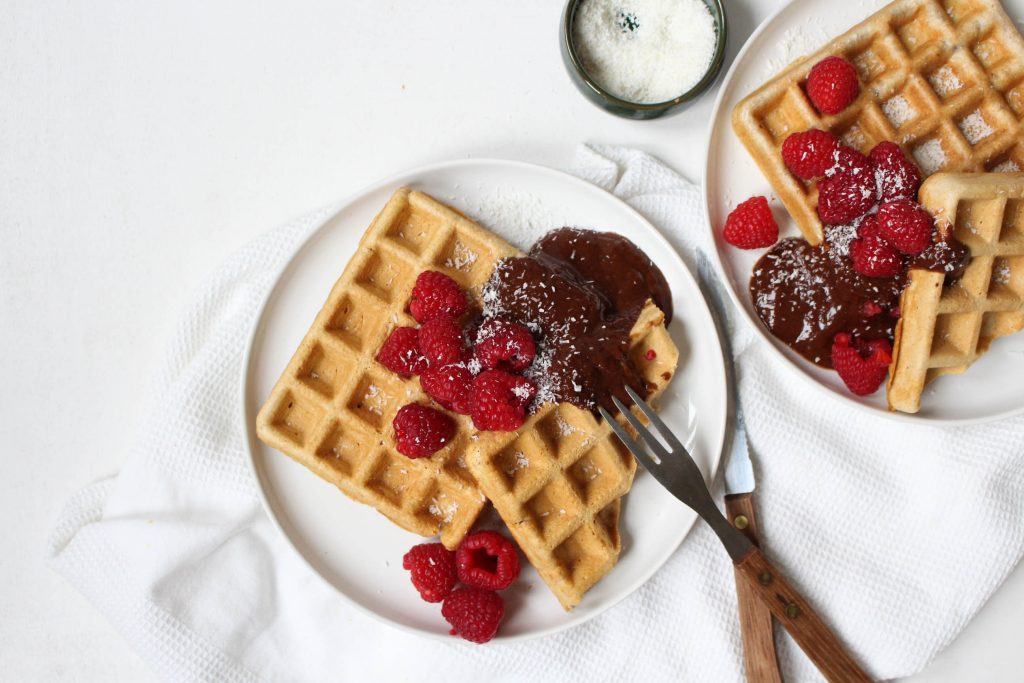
[441,587,505,644]
[817,167,876,225]
[474,318,537,372]
[850,232,902,278]
[392,403,455,458]
[470,370,536,432]
[831,333,892,396]
[722,196,779,249]
[456,530,521,591]
[828,145,871,176]
[418,315,464,366]
[806,56,860,115]
[409,271,468,323]
[782,129,840,179]
[877,199,933,255]
[420,363,474,414]
[376,327,427,377]
[871,141,922,202]
[402,542,457,603]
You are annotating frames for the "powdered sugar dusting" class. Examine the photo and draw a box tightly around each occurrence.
[913,139,947,174]
[958,110,993,144]
[928,66,963,98]
[994,261,1012,285]
[883,95,916,128]
[993,159,1021,173]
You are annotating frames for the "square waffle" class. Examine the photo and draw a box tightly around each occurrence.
[256,188,520,548]
[889,172,1024,412]
[733,0,1024,246]
[466,302,679,610]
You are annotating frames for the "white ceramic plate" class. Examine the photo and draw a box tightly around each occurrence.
[704,0,1024,424]
[241,159,728,641]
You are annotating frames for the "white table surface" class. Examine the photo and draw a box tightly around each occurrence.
[2,1,1022,680]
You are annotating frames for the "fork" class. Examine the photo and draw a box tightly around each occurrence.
[599,387,872,683]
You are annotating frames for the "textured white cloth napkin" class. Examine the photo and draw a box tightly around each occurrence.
[49,145,1024,683]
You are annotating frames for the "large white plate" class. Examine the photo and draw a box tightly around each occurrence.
[241,159,728,641]
[704,0,1024,424]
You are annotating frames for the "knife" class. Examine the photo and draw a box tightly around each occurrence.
[697,252,783,683]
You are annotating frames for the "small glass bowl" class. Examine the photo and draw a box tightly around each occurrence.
[560,0,728,120]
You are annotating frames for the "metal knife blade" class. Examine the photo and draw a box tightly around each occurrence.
[694,250,755,495]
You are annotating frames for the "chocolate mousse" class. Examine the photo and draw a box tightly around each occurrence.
[482,228,670,412]
[749,227,969,368]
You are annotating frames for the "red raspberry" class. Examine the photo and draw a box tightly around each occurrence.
[817,167,876,225]
[376,327,427,377]
[470,370,536,432]
[827,145,871,176]
[420,363,474,414]
[806,56,860,115]
[871,141,922,202]
[402,542,457,603]
[474,318,537,372]
[409,271,468,323]
[392,403,455,458]
[782,129,840,179]
[456,530,521,591]
[441,587,505,644]
[877,199,933,255]
[850,233,902,278]
[722,196,779,249]
[418,315,464,366]
[831,333,892,396]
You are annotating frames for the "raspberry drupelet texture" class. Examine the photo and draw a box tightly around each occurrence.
[376,326,428,377]
[392,403,455,458]
[831,333,892,396]
[420,363,474,415]
[877,199,933,255]
[418,315,465,367]
[723,196,779,249]
[409,271,468,323]
[806,56,860,115]
[782,129,840,180]
[402,542,457,603]
[441,587,506,644]
[456,530,521,591]
[474,318,537,372]
[469,370,537,432]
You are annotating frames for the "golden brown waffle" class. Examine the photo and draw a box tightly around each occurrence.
[888,172,1024,412]
[733,0,1024,246]
[256,188,520,548]
[466,302,679,610]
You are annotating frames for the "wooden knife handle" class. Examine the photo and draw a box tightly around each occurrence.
[725,493,783,683]
[734,548,873,683]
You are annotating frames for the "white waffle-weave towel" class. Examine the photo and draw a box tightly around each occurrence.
[49,145,1024,682]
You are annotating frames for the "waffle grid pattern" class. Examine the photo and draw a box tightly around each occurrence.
[467,304,679,609]
[889,172,1024,412]
[732,0,1024,245]
[256,189,520,548]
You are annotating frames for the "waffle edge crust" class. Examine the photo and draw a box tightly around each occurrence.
[889,172,1024,412]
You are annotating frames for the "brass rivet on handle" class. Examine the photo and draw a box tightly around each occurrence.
[786,603,801,619]
[758,571,772,585]
[733,514,749,530]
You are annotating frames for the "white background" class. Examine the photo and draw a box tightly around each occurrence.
[2,0,1022,680]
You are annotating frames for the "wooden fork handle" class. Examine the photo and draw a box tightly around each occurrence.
[734,547,873,683]
[725,493,783,683]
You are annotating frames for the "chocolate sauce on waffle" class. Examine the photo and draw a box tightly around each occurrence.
[749,232,969,368]
[483,228,670,412]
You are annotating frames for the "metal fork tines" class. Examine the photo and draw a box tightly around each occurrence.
[598,386,753,562]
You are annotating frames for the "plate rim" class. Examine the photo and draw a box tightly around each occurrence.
[239,157,730,642]
[701,0,1024,427]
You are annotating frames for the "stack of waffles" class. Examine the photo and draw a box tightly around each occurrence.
[256,188,679,609]
[732,0,1024,411]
